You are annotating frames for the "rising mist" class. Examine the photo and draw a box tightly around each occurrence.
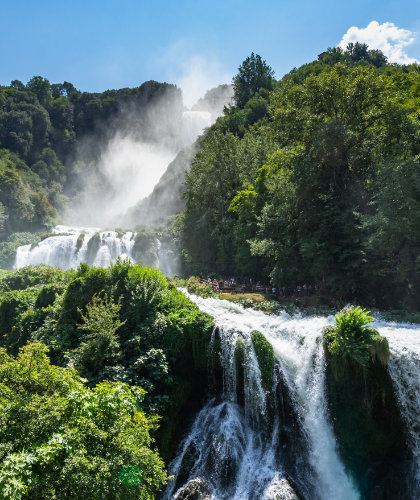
[64,80,232,229]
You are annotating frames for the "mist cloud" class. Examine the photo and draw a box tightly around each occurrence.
[64,78,230,228]
[338,21,419,64]
[160,41,232,108]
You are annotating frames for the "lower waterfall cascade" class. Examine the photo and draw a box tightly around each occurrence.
[13,225,177,276]
[165,293,420,500]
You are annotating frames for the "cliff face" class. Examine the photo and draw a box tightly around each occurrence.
[123,144,199,228]
[323,308,410,499]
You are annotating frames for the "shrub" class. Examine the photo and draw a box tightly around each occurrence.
[323,306,390,378]
[185,276,215,298]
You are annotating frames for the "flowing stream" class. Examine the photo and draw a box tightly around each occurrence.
[166,294,420,500]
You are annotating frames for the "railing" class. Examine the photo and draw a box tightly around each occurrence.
[199,278,317,297]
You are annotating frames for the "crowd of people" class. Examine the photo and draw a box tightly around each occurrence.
[200,276,318,297]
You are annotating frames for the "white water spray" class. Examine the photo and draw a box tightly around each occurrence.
[166,294,360,500]
[373,319,420,494]
[168,295,420,499]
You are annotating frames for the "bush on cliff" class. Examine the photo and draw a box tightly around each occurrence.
[323,306,408,498]
[251,330,275,391]
[323,306,390,378]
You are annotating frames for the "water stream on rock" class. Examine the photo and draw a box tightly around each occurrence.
[14,225,139,270]
[373,318,420,496]
[13,110,212,275]
[165,294,420,500]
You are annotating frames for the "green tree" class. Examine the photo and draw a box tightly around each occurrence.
[0,341,168,499]
[233,53,274,108]
[0,202,8,238]
[26,76,52,108]
[72,291,125,383]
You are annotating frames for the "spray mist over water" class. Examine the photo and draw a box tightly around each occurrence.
[14,76,233,274]
[94,134,176,224]
[167,294,420,499]
[64,78,230,228]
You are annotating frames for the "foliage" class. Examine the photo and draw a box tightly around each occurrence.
[234,336,245,405]
[323,306,390,377]
[232,52,274,108]
[218,293,280,314]
[0,78,182,239]
[0,264,70,292]
[0,342,167,499]
[250,330,275,391]
[0,232,43,269]
[71,291,125,383]
[0,261,216,463]
[184,276,216,298]
[181,48,420,309]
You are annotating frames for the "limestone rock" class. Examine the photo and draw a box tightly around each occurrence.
[174,477,213,500]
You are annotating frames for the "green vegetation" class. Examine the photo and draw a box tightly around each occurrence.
[234,336,245,405]
[182,44,420,311]
[232,52,274,108]
[0,78,181,239]
[184,276,216,298]
[251,330,275,391]
[0,342,167,499]
[0,261,216,467]
[0,232,43,268]
[323,307,408,498]
[2,44,418,311]
[323,306,390,378]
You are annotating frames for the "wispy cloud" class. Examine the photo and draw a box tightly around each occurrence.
[338,21,419,64]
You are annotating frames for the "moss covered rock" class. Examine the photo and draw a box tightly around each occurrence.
[234,335,245,405]
[251,330,275,391]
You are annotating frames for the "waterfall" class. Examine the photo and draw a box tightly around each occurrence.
[373,318,420,495]
[165,294,359,500]
[13,225,175,273]
[166,295,420,499]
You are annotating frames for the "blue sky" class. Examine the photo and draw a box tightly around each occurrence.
[1,0,419,104]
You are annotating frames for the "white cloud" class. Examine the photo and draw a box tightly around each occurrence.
[338,21,419,64]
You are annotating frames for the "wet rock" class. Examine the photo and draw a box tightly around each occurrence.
[174,477,213,499]
[263,476,299,499]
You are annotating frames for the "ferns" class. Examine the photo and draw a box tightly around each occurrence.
[323,306,390,376]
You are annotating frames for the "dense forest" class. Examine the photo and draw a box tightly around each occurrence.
[1,43,419,310]
[181,45,420,310]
